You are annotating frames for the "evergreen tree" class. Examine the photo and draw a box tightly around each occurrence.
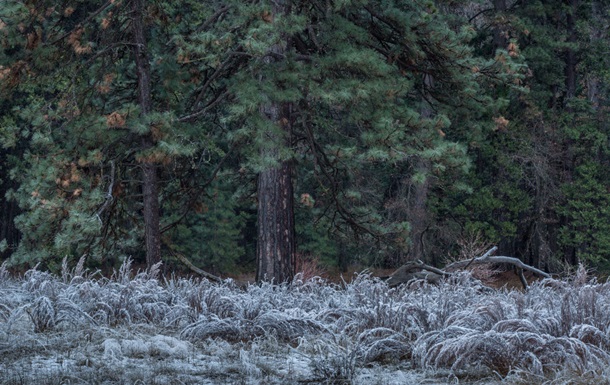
[461,0,610,269]
[225,0,522,275]
[4,0,610,277]
[0,1,245,270]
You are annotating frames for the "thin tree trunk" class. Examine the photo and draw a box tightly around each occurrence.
[408,158,430,262]
[587,0,601,109]
[0,178,20,258]
[256,0,296,283]
[561,0,579,266]
[492,0,508,49]
[407,73,434,263]
[564,0,578,103]
[132,0,161,268]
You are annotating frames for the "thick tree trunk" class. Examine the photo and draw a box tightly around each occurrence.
[132,0,161,268]
[255,0,296,283]
[256,147,295,283]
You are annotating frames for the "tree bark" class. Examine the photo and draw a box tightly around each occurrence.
[256,145,296,283]
[0,176,20,258]
[586,0,601,109]
[256,0,296,283]
[132,0,161,268]
[561,0,579,266]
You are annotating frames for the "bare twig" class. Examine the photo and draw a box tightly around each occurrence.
[464,246,497,269]
[95,160,116,223]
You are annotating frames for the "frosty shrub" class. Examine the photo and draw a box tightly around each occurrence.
[4,260,610,384]
[305,336,359,384]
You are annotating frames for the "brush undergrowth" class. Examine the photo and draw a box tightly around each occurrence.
[1,259,610,384]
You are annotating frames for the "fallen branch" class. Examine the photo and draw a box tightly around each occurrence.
[445,255,550,279]
[463,246,497,269]
[387,247,550,290]
[172,252,222,283]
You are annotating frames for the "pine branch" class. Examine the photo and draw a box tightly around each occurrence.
[48,1,113,46]
[177,90,230,122]
[160,147,234,234]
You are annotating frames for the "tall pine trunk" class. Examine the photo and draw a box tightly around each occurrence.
[256,135,295,283]
[407,74,434,263]
[132,0,161,268]
[407,158,431,263]
[0,171,20,259]
[256,1,295,283]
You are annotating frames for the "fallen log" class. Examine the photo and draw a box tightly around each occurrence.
[386,247,550,290]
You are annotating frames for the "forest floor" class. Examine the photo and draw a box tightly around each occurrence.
[0,261,607,384]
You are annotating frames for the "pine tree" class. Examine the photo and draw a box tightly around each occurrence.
[225,0,522,274]
[0,1,245,270]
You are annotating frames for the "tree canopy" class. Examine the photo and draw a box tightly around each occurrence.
[1,0,610,280]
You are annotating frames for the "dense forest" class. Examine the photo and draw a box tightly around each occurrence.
[1,0,609,281]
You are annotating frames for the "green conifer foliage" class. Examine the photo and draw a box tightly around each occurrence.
[559,162,610,265]
[0,1,246,270]
[224,0,522,268]
[4,0,610,275]
[459,0,610,269]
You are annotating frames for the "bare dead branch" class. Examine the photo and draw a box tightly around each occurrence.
[446,255,550,279]
[95,160,116,223]
[165,242,221,283]
[387,246,550,290]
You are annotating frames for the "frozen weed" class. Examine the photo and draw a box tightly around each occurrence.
[28,296,55,333]
[0,260,9,283]
[0,302,10,322]
[181,315,243,341]
[304,336,360,384]
[22,269,63,298]
[254,310,325,342]
[4,264,610,383]
[358,327,412,363]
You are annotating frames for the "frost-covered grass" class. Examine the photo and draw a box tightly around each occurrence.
[1,260,610,384]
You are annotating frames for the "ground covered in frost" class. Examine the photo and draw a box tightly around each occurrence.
[1,260,610,385]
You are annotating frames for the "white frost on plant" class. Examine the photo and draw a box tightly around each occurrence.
[103,338,123,360]
[105,335,191,359]
[4,261,610,383]
[148,335,191,358]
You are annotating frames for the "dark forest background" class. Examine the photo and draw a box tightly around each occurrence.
[1,0,610,280]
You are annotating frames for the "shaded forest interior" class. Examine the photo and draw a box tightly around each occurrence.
[2,0,610,281]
